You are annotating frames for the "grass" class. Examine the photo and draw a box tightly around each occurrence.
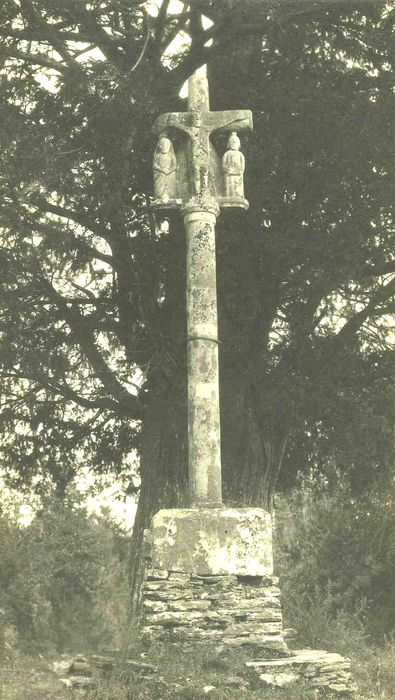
[1,637,394,699]
[87,638,395,700]
[0,650,69,700]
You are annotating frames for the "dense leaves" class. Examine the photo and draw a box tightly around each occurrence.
[0,2,393,568]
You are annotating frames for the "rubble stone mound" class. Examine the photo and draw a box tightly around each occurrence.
[246,649,358,695]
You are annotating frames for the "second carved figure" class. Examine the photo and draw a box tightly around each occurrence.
[222,132,245,199]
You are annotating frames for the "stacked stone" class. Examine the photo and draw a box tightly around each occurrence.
[57,654,156,695]
[142,569,288,654]
[246,650,358,694]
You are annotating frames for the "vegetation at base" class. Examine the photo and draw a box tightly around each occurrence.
[0,488,129,656]
[2,639,394,700]
[89,641,395,700]
[1,475,394,698]
[275,473,395,646]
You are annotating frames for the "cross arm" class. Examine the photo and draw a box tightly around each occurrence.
[152,112,194,136]
[208,109,253,134]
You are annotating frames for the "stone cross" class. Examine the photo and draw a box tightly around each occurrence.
[152,74,253,508]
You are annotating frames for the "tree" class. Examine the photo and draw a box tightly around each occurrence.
[0,1,393,615]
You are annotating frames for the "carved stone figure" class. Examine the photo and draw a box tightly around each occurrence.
[222,131,245,199]
[153,135,177,201]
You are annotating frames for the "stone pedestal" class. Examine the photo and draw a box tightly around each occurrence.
[142,507,288,654]
[150,508,273,576]
[141,507,357,694]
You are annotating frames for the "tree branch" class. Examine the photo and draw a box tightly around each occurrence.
[49,380,137,417]
[29,198,111,241]
[18,0,79,68]
[129,9,150,72]
[40,279,141,419]
[357,260,395,279]
[0,26,127,46]
[38,221,113,266]
[76,6,127,71]
[160,12,191,53]
[155,0,171,48]
[0,46,66,72]
[336,276,395,343]
[1,371,134,417]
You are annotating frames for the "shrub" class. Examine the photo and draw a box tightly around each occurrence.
[0,488,129,654]
[274,474,395,648]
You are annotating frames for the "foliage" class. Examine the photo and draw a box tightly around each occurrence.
[0,489,129,654]
[275,471,395,646]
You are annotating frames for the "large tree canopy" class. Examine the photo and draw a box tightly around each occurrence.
[1,0,394,608]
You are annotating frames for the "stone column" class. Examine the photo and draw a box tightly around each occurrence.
[184,204,222,507]
[143,72,288,657]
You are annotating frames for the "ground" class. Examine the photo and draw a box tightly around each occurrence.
[1,641,394,699]
[0,651,69,700]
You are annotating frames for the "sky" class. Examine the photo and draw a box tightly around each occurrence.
[0,468,137,531]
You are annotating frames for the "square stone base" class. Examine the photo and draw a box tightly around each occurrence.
[150,507,273,576]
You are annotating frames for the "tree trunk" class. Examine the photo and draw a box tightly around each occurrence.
[128,386,188,621]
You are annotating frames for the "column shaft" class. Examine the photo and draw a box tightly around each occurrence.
[184,207,222,507]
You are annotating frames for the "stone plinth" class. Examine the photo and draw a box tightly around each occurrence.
[142,570,288,654]
[150,508,273,576]
[246,650,358,694]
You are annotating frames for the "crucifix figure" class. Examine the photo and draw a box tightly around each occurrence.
[152,74,253,508]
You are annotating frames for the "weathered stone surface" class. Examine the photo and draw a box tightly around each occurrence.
[223,635,288,652]
[144,580,201,591]
[223,132,245,199]
[144,599,211,613]
[152,76,253,511]
[260,672,299,687]
[244,611,283,622]
[246,650,350,669]
[214,597,281,609]
[152,74,252,208]
[142,570,286,654]
[217,609,282,623]
[69,658,92,676]
[147,611,206,626]
[246,650,357,695]
[168,572,191,581]
[223,622,283,636]
[151,508,273,575]
[62,676,96,689]
[191,574,238,584]
[146,569,169,580]
[153,135,177,201]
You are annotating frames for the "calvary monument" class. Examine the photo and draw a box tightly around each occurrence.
[141,73,357,695]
